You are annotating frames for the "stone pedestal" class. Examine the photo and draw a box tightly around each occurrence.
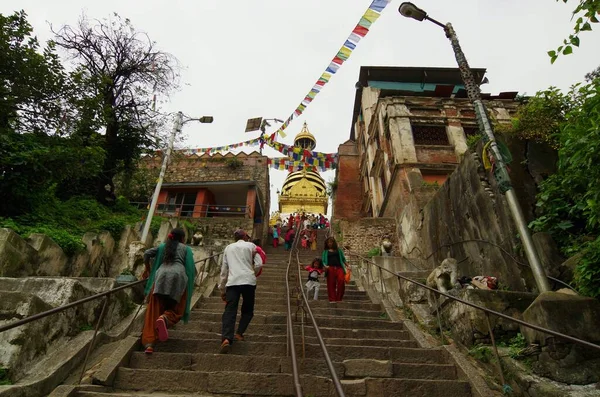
[521,292,600,385]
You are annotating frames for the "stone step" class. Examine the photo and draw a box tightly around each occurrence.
[128,352,458,381]
[148,339,435,363]
[188,312,398,329]
[210,289,370,300]
[176,322,410,339]
[165,330,415,347]
[199,296,382,311]
[112,367,348,396]
[253,283,362,291]
[194,304,386,319]
[112,368,470,396]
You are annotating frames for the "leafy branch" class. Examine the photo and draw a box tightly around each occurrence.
[549,0,599,63]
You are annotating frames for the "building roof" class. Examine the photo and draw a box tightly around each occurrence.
[349,66,487,140]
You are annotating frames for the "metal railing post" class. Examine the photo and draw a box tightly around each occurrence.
[432,293,445,345]
[485,313,507,386]
[78,295,110,384]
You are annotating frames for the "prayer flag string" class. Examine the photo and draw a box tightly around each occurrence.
[266,0,391,140]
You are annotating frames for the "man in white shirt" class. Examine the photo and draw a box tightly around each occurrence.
[218,229,263,353]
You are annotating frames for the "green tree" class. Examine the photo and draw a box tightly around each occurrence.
[0,11,67,134]
[549,0,600,62]
[530,73,600,297]
[52,14,178,204]
[0,11,105,216]
[509,88,574,147]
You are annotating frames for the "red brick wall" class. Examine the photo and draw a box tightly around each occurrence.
[415,146,458,164]
[334,141,363,220]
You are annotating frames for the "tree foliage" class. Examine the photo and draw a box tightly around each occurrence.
[509,88,574,148]
[0,11,68,134]
[0,11,105,215]
[549,0,600,62]
[52,14,178,203]
[530,72,600,297]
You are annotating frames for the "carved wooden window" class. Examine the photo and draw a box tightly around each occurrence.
[411,125,450,145]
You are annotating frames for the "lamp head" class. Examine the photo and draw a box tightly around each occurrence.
[399,2,427,21]
[198,116,214,123]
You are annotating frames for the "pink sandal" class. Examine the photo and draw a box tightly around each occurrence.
[155,316,168,342]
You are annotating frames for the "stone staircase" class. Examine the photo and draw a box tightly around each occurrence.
[67,230,472,396]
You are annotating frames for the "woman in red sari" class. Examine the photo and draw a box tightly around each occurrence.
[141,228,195,353]
[321,237,348,302]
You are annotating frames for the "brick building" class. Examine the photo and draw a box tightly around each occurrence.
[141,151,270,240]
[334,66,519,221]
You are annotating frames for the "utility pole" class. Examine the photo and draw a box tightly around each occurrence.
[140,111,183,244]
[399,2,551,292]
[140,112,214,244]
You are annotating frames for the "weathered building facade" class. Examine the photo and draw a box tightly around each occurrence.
[335,66,519,221]
[142,151,270,240]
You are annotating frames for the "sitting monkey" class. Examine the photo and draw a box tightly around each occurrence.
[192,231,204,246]
[381,235,393,257]
[426,257,460,293]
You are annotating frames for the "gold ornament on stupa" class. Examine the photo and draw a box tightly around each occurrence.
[278,122,328,215]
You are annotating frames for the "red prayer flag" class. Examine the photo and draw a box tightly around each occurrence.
[352,25,369,37]
[332,56,345,65]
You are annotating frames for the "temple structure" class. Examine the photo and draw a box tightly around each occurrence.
[278,122,328,215]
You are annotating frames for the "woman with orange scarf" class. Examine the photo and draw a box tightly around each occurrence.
[141,228,195,353]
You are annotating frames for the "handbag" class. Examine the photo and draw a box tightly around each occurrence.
[344,267,352,284]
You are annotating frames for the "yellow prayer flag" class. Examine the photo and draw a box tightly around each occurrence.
[338,46,352,59]
[363,9,381,23]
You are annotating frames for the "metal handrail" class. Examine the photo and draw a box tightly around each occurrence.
[346,251,600,389]
[284,229,304,396]
[0,252,221,334]
[0,249,223,385]
[293,231,346,396]
[132,201,250,217]
[346,251,600,351]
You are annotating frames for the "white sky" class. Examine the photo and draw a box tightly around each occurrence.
[4,0,599,217]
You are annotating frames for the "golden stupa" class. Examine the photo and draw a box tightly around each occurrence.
[278,122,328,215]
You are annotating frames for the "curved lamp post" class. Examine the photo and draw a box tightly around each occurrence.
[140,111,214,243]
[398,2,550,293]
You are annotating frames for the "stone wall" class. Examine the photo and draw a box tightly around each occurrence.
[0,277,135,383]
[335,218,397,256]
[396,150,539,292]
[440,289,537,347]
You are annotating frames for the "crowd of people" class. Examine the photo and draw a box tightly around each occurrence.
[269,212,330,251]
[140,221,347,356]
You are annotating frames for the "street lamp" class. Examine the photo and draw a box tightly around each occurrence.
[398,2,551,293]
[140,111,214,243]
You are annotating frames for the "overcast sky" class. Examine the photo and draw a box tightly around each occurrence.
[4,0,599,216]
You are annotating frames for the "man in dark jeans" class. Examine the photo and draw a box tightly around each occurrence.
[218,229,263,353]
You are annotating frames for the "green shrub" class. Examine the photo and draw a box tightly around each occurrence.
[366,247,381,257]
[468,345,493,363]
[466,134,482,148]
[96,217,129,241]
[27,226,85,256]
[0,367,11,385]
[150,216,164,237]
